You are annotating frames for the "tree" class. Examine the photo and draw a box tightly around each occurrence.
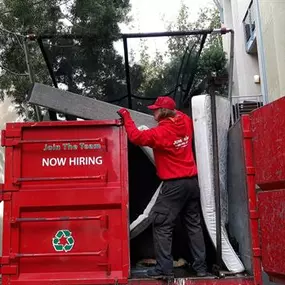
[0,0,131,118]
[134,4,227,111]
[0,1,227,118]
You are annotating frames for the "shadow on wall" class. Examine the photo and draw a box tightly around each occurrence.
[0,97,23,257]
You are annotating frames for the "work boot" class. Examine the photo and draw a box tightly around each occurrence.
[147,268,174,280]
[196,271,207,277]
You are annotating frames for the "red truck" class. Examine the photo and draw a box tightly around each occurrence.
[0,94,284,285]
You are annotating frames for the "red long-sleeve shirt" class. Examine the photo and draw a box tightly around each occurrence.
[122,111,197,180]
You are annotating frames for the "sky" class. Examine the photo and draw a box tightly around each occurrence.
[115,0,215,60]
[121,0,214,33]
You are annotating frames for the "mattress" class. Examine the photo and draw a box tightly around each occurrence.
[191,94,244,273]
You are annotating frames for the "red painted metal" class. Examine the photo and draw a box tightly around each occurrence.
[13,215,106,223]
[250,96,285,191]
[2,107,284,285]
[1,119,129,285]
[249,97,285,284]
[258,191,285,281]
[241,116,263,285]
[1,120,122,190]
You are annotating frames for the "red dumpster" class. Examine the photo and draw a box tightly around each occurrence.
[0,119,129,285]
[1,96,285,285]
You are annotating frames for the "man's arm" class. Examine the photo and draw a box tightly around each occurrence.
[118,109,164,148]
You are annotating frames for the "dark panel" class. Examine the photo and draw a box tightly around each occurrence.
[227,120,253,274]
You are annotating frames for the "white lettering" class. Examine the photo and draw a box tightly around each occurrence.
[42,158,49,167]
[80,157,85,165]
[63,143,78,150]
[173,136,189,149]
[42,156,103,167]
[42,157,67,167]
[95,156,103,165]
[69,157,76,165]
[69,156,103,166]
[43,143,61,151]
[79,143,101,150]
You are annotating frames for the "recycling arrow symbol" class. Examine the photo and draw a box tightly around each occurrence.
[52,230,75,252]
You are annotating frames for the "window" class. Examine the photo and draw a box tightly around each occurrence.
[243,1,257,54]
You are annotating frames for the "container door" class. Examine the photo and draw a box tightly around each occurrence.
[1,120,129,285]
[250,97,285,284]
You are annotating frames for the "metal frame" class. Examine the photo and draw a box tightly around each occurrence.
[119,28,234,274]
[240,115,262,285]
[25,28,235,274]
[121,28,234,110]
[26,28,234,113]
[231,95,263,123]
[23,37,42,121]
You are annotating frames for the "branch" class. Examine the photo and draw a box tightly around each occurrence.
[0,0,72,16]
[0,64,29,76]
[0,26,25,37]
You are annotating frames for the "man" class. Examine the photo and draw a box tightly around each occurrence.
[117,96,207,279]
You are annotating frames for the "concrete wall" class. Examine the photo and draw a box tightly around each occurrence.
[259,0,285,102]
[222,0,261,98]
[222,0,285,103]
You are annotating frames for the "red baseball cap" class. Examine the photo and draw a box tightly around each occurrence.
[148,96,176,110]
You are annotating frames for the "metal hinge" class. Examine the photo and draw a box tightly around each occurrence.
[0,256,18,275]
[0,130,6,147]
[250,210,259,220]
[2,140,20,147]
[0,192,12,202]
[116,118,124,126]
[0,181,20,192]
[246,167,255,175]
[1,129,22,147]
[243,129,252,139]
[1,265,17,275]
[252,247,262,257]
[98,263,111,276]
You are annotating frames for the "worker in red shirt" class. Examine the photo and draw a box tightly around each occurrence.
[117,96,207,279]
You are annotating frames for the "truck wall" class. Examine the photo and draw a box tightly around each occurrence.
[228,117,278,285]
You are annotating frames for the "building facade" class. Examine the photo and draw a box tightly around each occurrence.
[217,0,285,105]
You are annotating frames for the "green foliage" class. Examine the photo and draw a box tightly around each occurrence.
[0,0,227,117]
[135,4,227,109]
[0,0,131,117]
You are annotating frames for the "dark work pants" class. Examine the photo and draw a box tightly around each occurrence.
[152,177,207,274]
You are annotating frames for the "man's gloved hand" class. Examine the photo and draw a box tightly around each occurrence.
[117,108,130,120]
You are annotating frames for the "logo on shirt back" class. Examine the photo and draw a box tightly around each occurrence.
[173,136,189,149]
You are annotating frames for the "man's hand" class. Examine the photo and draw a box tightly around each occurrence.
[117,108,130,119]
